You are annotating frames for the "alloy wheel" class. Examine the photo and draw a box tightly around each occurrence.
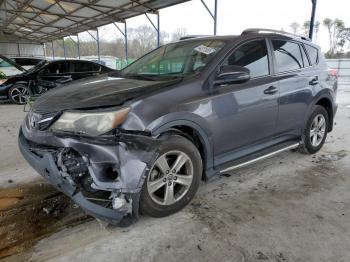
[10,86,28,104]
[147,150,194,206]
[310,114,326,147]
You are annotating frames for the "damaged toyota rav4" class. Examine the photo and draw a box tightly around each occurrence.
[19,29,338,225]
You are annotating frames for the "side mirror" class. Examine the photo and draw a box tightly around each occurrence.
[214,65,250,85]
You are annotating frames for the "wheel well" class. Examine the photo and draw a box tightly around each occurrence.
[316,98,333,132]
[164,125,207,180]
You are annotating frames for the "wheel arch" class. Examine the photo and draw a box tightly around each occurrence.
[148,115,214,179]
[304,91,335,132]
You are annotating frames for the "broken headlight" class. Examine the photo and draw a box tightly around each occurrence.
[50,107,130,136]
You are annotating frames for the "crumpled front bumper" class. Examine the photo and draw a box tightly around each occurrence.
[18,119,160,225]
[18,130,129,224]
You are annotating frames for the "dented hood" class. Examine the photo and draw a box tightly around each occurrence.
[32,73,176,113]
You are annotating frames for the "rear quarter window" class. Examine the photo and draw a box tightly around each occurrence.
[304,44,319,65]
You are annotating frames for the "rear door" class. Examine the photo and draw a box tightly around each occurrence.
[208,39,280,166]
[270,39,313,140]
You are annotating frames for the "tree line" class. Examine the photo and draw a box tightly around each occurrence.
[289,18,350,58]
[45,27,188,61]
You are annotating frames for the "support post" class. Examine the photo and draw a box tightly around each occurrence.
[145,12,160,47]
[77,34,80,59]
[157,12,160,47]
[309,0,317,40]
[200,0,218,35]
[63,38,66,59]
[96,28,100,62]
[43,43,46,58]
[113,21,129,67]
[125,22,128,65]
[52,41,55,60]
[214,0,218,35]
[17,43,20,56]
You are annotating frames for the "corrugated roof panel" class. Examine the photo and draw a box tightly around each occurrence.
[40,14,60,23]
[72,7,101,17]
[52,18,76,27]
[98,0,131,8]
[30,1,53,10]
[0,0,191,42]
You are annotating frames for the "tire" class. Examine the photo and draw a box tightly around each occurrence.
[8,84,28,104]
[299,105,329,154]
[140,134,202,217]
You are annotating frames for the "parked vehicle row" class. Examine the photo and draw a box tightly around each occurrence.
[18,29,338,225]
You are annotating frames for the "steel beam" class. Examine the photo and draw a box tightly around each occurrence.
[309,0,317,40]
[200,0,218,35]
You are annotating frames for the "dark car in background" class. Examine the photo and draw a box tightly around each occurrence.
[19,29,338,225]
[0,58,113,104]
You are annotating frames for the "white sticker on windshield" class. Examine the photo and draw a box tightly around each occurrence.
[194,45,216,55]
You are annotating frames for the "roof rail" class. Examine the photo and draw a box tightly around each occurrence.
[241,28,311,41]
[179,35,211,40]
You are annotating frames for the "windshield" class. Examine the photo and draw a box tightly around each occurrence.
[25,60,48,74]
[120,39,226,80]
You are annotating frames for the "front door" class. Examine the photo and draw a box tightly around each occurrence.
[207,39,279,166]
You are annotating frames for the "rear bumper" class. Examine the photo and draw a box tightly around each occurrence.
[18,130,128,224]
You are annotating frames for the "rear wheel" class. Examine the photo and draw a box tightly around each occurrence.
[299,105,328,154]
[8,84,28,104]
[140,135,202,217]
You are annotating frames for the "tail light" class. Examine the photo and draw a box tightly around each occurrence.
[329,68,338,78]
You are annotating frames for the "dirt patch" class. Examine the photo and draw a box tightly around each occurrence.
[312,150,348,164]
[0,183,92,259]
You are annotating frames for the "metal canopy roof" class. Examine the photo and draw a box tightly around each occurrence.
[0,0,190,43]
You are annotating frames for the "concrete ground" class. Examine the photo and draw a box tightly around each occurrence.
[0,83,350,262]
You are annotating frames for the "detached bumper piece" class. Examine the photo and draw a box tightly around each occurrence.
[18,130,137,225]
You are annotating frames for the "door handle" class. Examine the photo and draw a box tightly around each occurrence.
[309,76,319,86]
[264,86,278,95]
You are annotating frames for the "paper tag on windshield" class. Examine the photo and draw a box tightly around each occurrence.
[194,45,216,55]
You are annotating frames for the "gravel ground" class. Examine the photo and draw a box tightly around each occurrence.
[0,83,350,262]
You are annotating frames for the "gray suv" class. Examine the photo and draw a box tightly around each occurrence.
[19,29,338,225]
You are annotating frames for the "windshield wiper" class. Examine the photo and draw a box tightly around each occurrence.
[123,74,156,81]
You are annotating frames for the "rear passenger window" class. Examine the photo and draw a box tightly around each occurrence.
[272,40,303,73]
[223,40,269,78]
[304,44,319,65]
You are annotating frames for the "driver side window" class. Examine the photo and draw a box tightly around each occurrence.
[223,40,269,78]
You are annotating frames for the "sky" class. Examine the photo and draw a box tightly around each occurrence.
[95,0,350,53]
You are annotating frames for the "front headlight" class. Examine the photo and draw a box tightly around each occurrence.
[0,79,7,85]
[50,107,130,136]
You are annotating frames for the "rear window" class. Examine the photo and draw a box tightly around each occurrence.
[73,61,93,72]
[272,40,303,73]
[304,44,319,65]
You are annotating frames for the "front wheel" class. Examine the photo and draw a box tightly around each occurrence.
[299,105,329,154]
[140,135,202,217]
